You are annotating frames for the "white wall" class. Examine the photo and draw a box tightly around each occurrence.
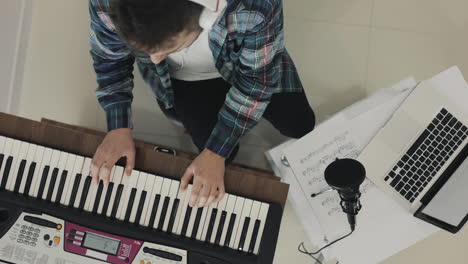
[0,0,31,114]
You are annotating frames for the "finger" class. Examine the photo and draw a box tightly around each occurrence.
[124,150,135,176]
[189,180,202,207]
[100,161,116,186]
[91,153,105,185]
[180,168,193,191]
[216,184,226,202]
[198,184,212,208]
[206,186,218,206]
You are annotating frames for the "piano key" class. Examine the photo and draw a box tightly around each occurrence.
[229,197,246,248]
[0,138,14,189]
[46,168,59,201]
[78,176,92,210]
[148,194,162,228]
[68,173,82,207]
[157,196,170,230]
[139,175,156,226]
[211,194,229,244]
[54,170,68,203]
[0,154,4,181]
[163,181,180,232]
[13,160,27,193]
[153,178,172,229]
[19,144,37,194]
[106,166,124,217]
[41,150,61,200]
[6,140,25,191]
[31,147,51,198]
[117,170,139,220]
[234,199,253,249]
[195,204,209,240]
[129,172,148,223]
[92,180,105,213]
[249,220,261,254]
[253,203,270,254]
[0,136,5,154]
[110,183,124,219]
[175,185,192,235]
[134,190,147,225]
[204,206,218,242]
[85,164,103,212]
[180,206,192,237]
[124,187,137,222]
[170,184,188,234]
[74,158,92,208]
[200,200,216,241]
[59,154,77,204]
[0,136,5,178]
[238,217,250,251]
[143,176,163,227]
[97,166,116,215]
[191,208,204,238]
[215,211,227,245]
[167,197,180,233]
[63,156,84,206]
[36,165,50,199]
[51,153,69,203]
[220,194,236,246]
[23,161,36,196]
[243,201,261,252]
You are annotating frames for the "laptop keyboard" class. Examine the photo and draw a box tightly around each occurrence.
[384,108,468,203]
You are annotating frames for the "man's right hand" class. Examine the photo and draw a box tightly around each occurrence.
[91,128,136,185]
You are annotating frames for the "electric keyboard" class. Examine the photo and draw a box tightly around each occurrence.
[0,134,283,264]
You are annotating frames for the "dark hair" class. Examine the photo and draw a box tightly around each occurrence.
[109,0,203,53]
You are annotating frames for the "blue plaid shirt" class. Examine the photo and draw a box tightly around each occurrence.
[89,0,304,157]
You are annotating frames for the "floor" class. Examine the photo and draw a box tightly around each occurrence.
[14,0,468,263]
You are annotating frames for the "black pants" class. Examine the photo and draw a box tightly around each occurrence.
[159,78,315,161]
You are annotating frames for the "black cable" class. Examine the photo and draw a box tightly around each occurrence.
[298,228,354,263]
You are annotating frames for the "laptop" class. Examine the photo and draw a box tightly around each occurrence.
[358,81,468,233]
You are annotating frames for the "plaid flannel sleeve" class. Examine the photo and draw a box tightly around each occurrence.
[89,0,135,131]
[205,7,285,158]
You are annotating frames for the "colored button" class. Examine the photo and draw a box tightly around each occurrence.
[48,240,53,246]
[56,224,62,230]
[146,262,151,264]
[139,260,145,264]
[43,234,50,241]
[53,236,60,245]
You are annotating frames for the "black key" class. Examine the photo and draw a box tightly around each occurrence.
[397,161,404,167]
[405,191,414,200]
[403,164,410,171]
[1,156,13,189]
[395,182,404,191]
[46,168,59,201]
[238,217,250,251]
[390,176,401,187]
[436,136,443,142]
[462,125,467,133]
[0,154,4,173]
[148,194,161,228]
[215,211,227,245]
[181,206,192,237]
[224,214,236,247]
[79,176,92,210]
[428,124,435,131]
[92,181,104,213]
[408,159,415,166]
[191,208,204,238]
[389,171,396,178]
[110,184,124,218]
[23,162,36,196]
[407,130,430,156]
[441,114,451,125]
[384,176,390,181]
[401,170,407,176]
[36,165,50,199]
[434,149,440,155]
[249,220,261,253]
[411,186,418,193]
[408,179,415,185]
[431,141,438,147]
[421,164,427,170]
[400,189,407,196]
[205,209,218,242]
[157,197,170,230]
[421,144,428,150]
[124,188,137,222]
[134,191,147,225]
[429,134,435,141]
[454,121,462,130]
[401,155,409,163]
[54,170,68,203]
[68,174,82,207]
[440,108,448,115]
[101,182,114,214]
[407,171,414,177]
[167,198,180,233]
[457,130,464,137]
[13,160,27,193]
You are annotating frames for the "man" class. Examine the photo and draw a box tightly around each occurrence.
[89,0,315,209]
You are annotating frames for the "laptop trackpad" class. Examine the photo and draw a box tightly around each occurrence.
[422,156,468,226]
[381,111,422,153]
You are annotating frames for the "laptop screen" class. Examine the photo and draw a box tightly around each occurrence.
[421,156,468,226]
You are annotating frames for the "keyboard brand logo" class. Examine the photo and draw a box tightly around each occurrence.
[120,243,132,257]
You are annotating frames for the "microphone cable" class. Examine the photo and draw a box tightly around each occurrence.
[298,228,354,264]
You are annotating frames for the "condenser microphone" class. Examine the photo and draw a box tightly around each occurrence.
[324,158,366,231]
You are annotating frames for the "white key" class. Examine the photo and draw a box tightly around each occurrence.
[0,136,6,153]
[229,197,245,248]
[7,140,27,191]
[29,146,45,197]
[243,201,261,252]
[172,183,188,233]
[254,203,270,254]
[0,138,13,187]
[85,162,109,212]
[18,144,37,194]
[153,178,172,229]
[163,181,180,232]
[63,156,85,206]
[220,194,236,246]
[117,170,140,220]
[116,171,137,220]
[175,184,192,235]
[51,153,69,203]
[139,174,156,226]
[210,194,229,244]
[41,150,61,200]
[143,176,163,226]
[32,148,52,198]
[74,158,92,208]
[234,199,253,250]
[106,166,124,217]
[200,201,218,241]
[129,172,148,223]
[97,166,115,215]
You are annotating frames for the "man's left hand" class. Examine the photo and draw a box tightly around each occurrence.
[180,148,226,208]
